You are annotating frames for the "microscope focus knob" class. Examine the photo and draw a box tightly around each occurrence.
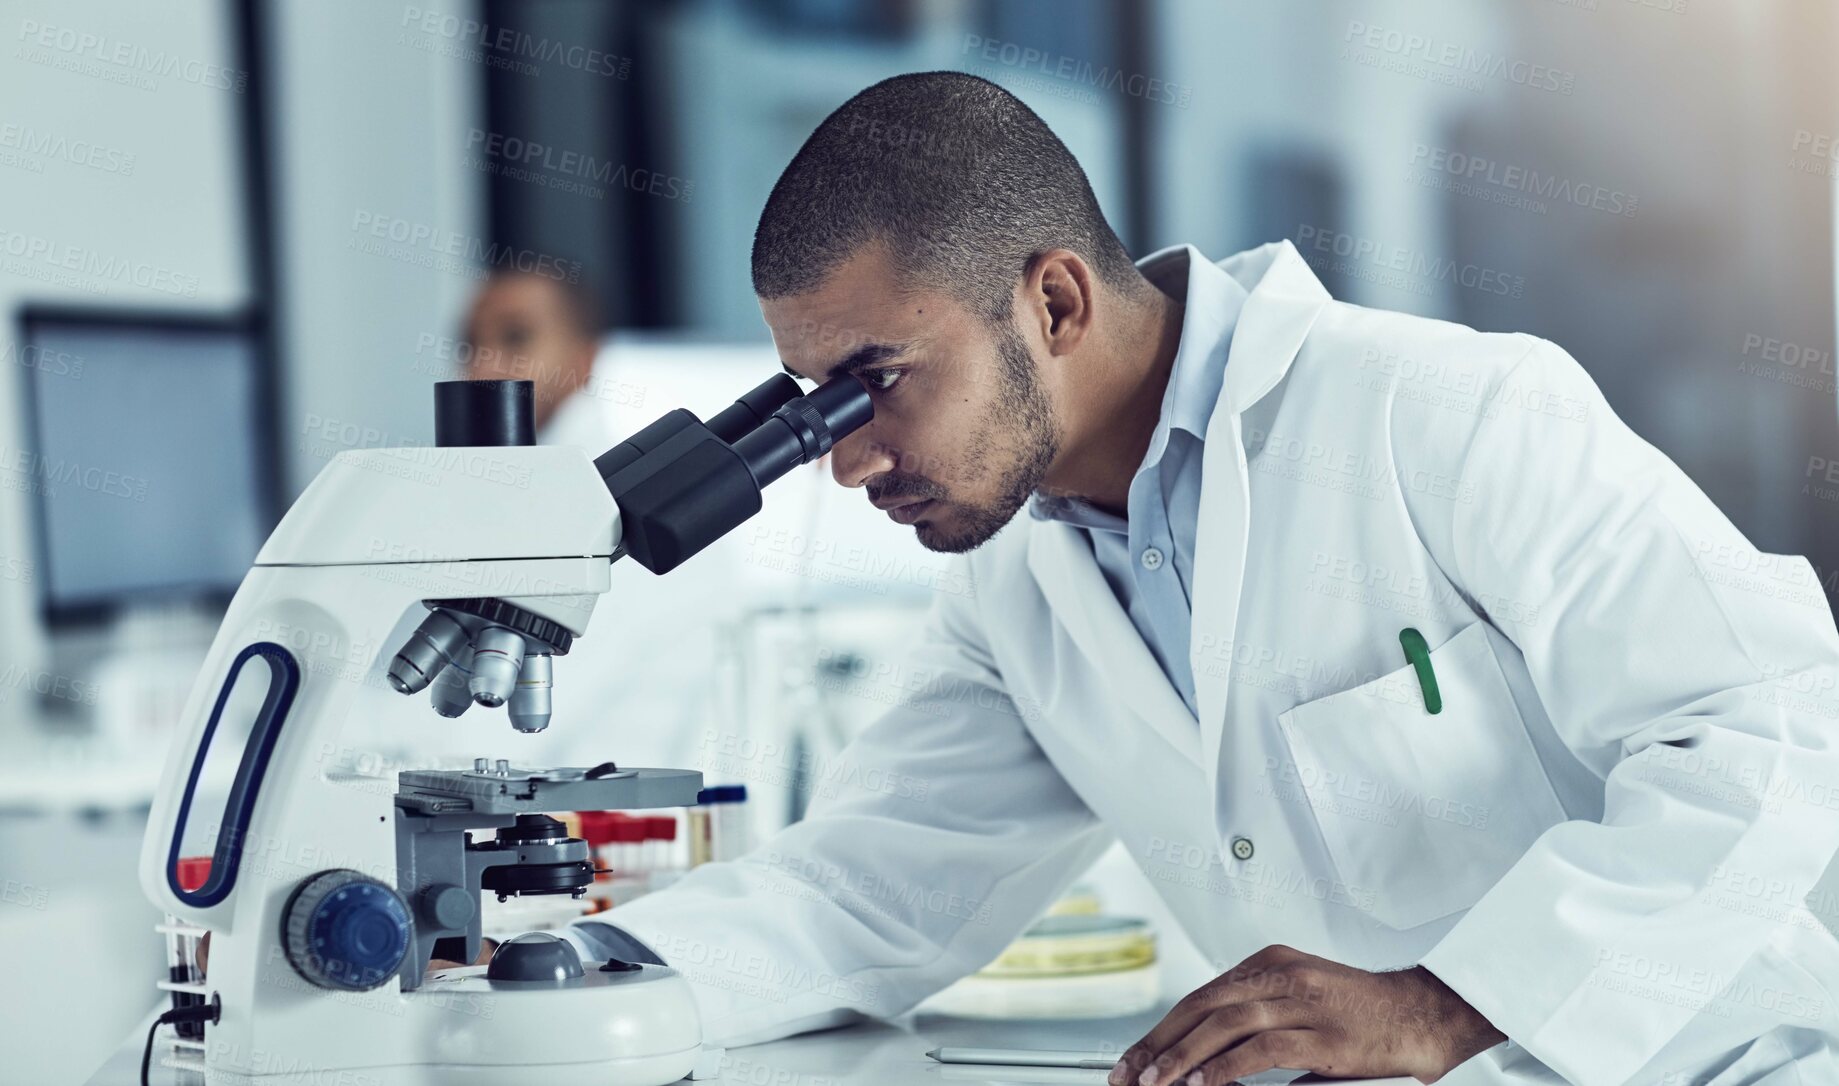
[281,869,413,991]
[419,883,476,931]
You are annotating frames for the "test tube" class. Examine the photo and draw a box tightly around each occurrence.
[647,815,680,871]
[687,805,712,868]
[608,814,645,875]
[696,785,751,863]
[163,857,213,1040]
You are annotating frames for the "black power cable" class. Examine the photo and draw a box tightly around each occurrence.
[141,995,220,1086]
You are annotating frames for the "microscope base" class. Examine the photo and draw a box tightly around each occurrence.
[203,962,702,1086]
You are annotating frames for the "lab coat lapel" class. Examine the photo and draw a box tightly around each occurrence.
[1190,242,1332,804]
[1027,522,1203,766]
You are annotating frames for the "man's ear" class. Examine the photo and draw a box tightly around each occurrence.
[1022,249,1096,358]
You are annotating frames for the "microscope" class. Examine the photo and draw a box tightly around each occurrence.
[138,372,870,1085]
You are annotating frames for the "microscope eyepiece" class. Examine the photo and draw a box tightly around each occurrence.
[729,373,873,489]
[433,379,535,447]
[704,373,804,445]
[802,372,874,441]
[597,370,873,574]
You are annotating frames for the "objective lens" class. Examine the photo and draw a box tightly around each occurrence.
[508,653,553,733]
[469,625,526,708]
[429,644,475,718]
[387,610,469,695]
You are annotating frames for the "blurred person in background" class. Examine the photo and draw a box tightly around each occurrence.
[463,270,609,445]
[457,271,725,773]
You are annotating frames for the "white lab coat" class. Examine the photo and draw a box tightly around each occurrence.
[602,242,1839,1085]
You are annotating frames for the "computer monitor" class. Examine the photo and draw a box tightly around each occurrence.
[15,308,279,623]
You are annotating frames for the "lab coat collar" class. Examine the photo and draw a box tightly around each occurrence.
[1135,244,1247,440]
[1189,238,1331,803]
[1026,240,1332,773]
[1024,244,1245,529]
[1213,239,1332,414]
[1123,238,1328,424]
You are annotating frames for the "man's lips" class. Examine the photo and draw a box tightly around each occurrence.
[872,495,935,525]
[887,499,933,525]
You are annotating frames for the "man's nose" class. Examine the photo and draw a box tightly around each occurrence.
[829,429,896,488]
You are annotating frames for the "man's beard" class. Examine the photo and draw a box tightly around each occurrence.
[874,324,1059,555]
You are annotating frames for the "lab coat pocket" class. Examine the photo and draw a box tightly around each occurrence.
[1275,620,1566,931]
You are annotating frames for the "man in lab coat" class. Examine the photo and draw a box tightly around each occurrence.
[546,73,1839,1084]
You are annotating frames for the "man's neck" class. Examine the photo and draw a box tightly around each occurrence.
[1041,283,1186,516]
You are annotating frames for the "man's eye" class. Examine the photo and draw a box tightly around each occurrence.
[864,368,904,392]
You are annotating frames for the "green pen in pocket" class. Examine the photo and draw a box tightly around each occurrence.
[1399,628,1441,714]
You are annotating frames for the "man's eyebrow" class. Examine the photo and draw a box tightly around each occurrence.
[782,342,908,382]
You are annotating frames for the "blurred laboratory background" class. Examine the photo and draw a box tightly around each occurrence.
[2,0,1836,1082]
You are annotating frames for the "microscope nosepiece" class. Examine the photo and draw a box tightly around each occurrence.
[387,610,470,694]
[468,625,526,707]
[508,653,553,733]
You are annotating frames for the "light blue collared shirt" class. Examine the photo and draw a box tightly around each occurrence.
[1027,246,1247,718]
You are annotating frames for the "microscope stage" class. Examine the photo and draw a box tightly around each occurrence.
[396,766,704,815]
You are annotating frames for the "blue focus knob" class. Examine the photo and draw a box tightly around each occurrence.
[281,869,412,991]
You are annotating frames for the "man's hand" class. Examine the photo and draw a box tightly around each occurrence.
[197,932,497,975]
[428,937,498,971]
[1108,944,1504,1086]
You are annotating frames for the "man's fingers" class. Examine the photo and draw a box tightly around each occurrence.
[1132,955,1290,1040]
[1113,1009,1204,1081]
[429,938,500,973]
[1118,955,1294,1058]
[1113,987,1226,1081]
[1116,998,1226,1083]
[1139,1001,1299,1086]
[1189,1029,1317,1086]
[1111,948,1310,1085]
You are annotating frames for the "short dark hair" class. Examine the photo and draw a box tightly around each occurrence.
[752,71,1142,322]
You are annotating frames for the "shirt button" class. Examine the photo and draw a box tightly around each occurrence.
[1230,836,1254,861]
[1140,546,1165,571]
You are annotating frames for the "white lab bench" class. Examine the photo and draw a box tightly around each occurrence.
[87,1002,1416,1085]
